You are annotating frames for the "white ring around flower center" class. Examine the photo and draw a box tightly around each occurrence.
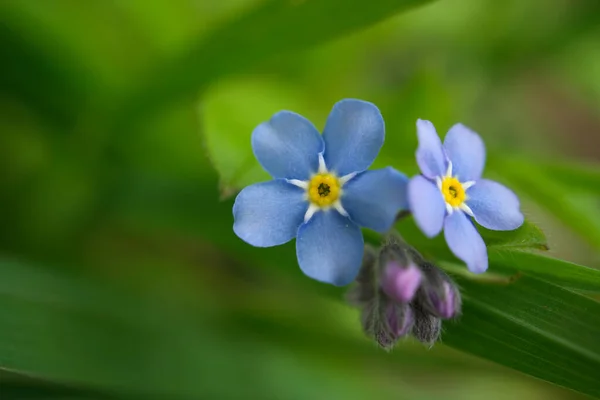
[436,161,476,217]
[287,153,356,222]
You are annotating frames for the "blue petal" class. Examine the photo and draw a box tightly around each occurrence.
[342,167,409,232]
[416,119,446,179]
[443,123,486,182]
[408,175,445,238]
[466,179,524,231]
[322,99,384,176]
[296,210,364,286]
[233,180,306,247]
[252,111,324,180]
[444,211,488,273]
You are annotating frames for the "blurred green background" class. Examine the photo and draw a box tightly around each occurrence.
[1,0,600,399]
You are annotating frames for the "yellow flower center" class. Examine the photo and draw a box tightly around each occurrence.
[308,173,341,207]
[441,177,466,207]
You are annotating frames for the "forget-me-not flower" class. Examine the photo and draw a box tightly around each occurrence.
[233,99,408,286]
[407,120,524,273]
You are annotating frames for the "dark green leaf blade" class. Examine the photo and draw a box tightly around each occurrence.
[117,0,436,124]
[488,249,600,292]
[97,176,600,397]
[499,158,600,249]
[445,274,600,398]
[393,217,600,292]
[480,220,548,250]
[0,255,489,400]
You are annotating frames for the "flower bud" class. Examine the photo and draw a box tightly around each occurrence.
[360,300,396,351]
[411,302,442,347]
[385,302,414,338]
[360,298,414,351]
[418,263,462,319]
[377,233,412,273]
[346,245,377,307]
[381,261,422,303]
[430,281,460,319]
[355,244,377,285]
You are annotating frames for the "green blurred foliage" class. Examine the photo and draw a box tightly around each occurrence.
[1,0,600,399]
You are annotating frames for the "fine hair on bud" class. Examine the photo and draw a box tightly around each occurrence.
[346,245,378,307]
[411,301,442,347]
[360,299,397,351]
[385,302,414,339]
[347,235,462,350]
[417,262,462,320]
[377,233,414,271]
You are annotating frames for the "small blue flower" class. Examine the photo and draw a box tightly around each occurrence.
[407,119,524,273]
[233,99,409,286]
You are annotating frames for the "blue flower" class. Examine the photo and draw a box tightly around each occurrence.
[407,120,524,273]
[233,99,409,286]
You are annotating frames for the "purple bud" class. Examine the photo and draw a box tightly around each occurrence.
[359,298,414,351]
[360,300,396,351]
[430,281,459,319]
[385,302,414,338]
[381,262,422,303]
[419,263,462,319]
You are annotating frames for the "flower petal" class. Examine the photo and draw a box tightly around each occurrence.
[466,179,524,230]
[322,99,384,176]
[443,123,485,182]
[296,210,364,286]
[341,167,409,232]
[408,175,445,238]
[416,119,446,179]
[233,180,306,247]
[381,262,422,303]
[251,111,324,180]
[444,211,488,273]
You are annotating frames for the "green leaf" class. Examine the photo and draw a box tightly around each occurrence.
[499,158,600,249]
[392,217,548,260]
[478,221,600,292]
[480,220,548,250]
[102,174,600,397]
[0,257,279,398]
[444,274,600,399]
[201,79,310,197]
[116,0,436,125]
[488,250,600,292]
[0,379,123,400]
[0,256,488,400]
[392,217,600,292]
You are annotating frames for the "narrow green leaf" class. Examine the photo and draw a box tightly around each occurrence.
[393,217,600,292]
[0,256,482,400]
[444,275,600,398]
[102,175,600,397]
[480,220,548,250]
[393,217,549,261]
[0,379,125,400]
[499,158,600,249]
[117,0,436,125]
[488,249,600,292]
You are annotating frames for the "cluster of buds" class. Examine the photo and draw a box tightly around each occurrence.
[346,234,461,350]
